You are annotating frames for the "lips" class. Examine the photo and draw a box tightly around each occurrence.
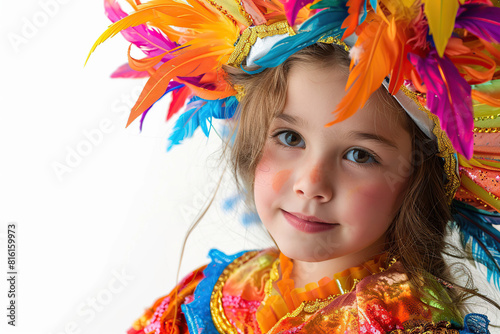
[287,211,332,224]
[281,210,338,233]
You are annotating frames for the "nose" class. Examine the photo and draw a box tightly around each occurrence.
[293,161,333,203]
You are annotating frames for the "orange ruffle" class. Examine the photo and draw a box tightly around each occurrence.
[256,253,390,333]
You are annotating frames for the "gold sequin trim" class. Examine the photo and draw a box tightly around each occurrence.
[227,21,296,67]
[205,0,238,26]
[389,320,459,333]
[474,113,500,121]
[319,35,349,51]
[210,251,259,334]
[235,0,253,25]
[399,86,460,204]
[262,256,280,306]
[234,84,245,102]
[473,127,500,133]
[459,187,498,209]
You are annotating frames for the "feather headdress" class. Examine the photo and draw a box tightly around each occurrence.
[87,0,500,292]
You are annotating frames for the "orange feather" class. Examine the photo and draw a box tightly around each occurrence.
[341,0,364,40]
[328,14,402,126]
[127,45,168,71]
[472,90,500,107]
[126,46,228,127]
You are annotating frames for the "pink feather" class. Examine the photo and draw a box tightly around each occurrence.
[409,51,474,159]
[279,0,315,25]
[104,0,177,58]
[111,63,150,78]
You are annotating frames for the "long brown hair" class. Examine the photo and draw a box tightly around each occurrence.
[222,43,500,315]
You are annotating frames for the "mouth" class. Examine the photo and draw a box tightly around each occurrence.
[281,210,338,233]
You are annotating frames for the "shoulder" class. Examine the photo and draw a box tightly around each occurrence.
[127,264,206,334]
[127,248,275,334]
[183,248,278,334]
[352,261,469,333]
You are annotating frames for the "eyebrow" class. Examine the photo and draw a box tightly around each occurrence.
[347,131,399,150]
[275,113,308,127]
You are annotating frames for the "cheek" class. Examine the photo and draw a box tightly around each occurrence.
[347,178,406,225]
[254,146,293,222]
[254,145,293,194]
[272,170,292,192]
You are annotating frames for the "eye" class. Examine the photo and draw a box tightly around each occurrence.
[274,130,305,148]
[344,148,379,165]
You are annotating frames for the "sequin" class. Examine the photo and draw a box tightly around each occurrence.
[128,249,476,334]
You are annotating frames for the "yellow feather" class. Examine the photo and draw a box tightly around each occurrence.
[423,0,459,57]
[85,8,163,66]
[379,0,419,21]
[85,0,223,66]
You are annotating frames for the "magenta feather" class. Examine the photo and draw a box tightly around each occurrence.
[104,0,177,58]
[409,50,474,159]
[111,63,150,78]
[455,4,500,43]
[138,81,184,131]
[280,0,316,25]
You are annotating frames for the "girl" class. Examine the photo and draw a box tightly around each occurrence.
[87,0,500,333]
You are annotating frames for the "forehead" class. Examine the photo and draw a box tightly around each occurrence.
[281,64,409,141]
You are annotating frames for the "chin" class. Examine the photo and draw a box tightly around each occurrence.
[278,242,342,263]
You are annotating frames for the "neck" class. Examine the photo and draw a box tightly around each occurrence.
[288,243,386,289]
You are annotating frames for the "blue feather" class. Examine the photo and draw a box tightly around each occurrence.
[311,0,369,24]
[451,200,500,291]
[222,193,244,211]
[250,7,348,71]
[166,96,238,151]
[241,211,261,226]
[311,0,347,9]
[221,190,262,226]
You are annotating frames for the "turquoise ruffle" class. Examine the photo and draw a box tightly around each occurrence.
[181,248,252,334]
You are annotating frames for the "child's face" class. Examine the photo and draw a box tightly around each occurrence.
[253,64,413,264]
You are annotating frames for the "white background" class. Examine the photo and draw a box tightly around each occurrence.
[0,1,272,333]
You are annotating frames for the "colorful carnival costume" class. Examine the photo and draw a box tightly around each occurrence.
[86,0,500,332]
[126,248,493,334]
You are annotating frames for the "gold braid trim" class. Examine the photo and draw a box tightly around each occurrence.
[399,86,460,204]
[210,251,259,334]
[227,21,296,67]
[205,0,239,26]
[318,36,349,51]
[474,112,500,121]
[389,320,459,333]
[231,31,344,100]
[234,0,253,25]
[262,256,280,304]
[473,126,500,133]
